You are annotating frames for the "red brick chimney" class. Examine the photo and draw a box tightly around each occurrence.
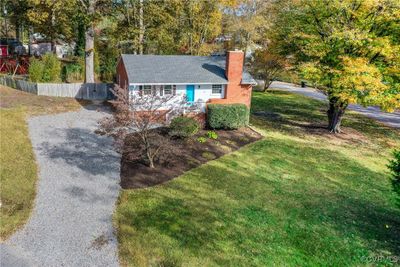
[208,50,252,108]
[225,50,244,82]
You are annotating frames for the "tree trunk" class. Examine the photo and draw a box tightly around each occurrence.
[327,97,347,133]
[138,0,144,55]
[148,157,155,168]
[51,8,56,54]
[51,39,56,54]
[28,27,33,56]
[85,0,95,83]
[146,148,155,168]
[262,78,272,92]
[85,25,95,83]
[15,21,20,40]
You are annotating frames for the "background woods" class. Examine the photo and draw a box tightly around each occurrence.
[1,0,399,131]
[2,0,273,80]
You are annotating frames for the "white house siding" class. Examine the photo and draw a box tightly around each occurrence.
[175,84,225,102]
[129,84,225,113]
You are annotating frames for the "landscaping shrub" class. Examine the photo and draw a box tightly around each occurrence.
[207,104,249,129]
[197,136,207,143]
[62,58,84,82]
[169,116,200,138]
[42,53,61,82]
[28,58,44,82]
[388,149,400,204]
[28,53,61,82]
[207,130,218,139]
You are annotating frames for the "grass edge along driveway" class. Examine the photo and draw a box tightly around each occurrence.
[0,86,85,240]
[114,91,400,267]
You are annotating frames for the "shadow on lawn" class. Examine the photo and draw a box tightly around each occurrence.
[118,138,400,265]
[251,91,399,148]
[251,91,328,136]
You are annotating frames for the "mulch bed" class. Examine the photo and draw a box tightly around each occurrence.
[120,127,263,189]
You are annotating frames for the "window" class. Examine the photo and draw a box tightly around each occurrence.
[161,85,176,96]
[212,84,222,94]
[164,85,172,95]
[143,85,152,95]
[139,85,175,96]
[138,85,152,96]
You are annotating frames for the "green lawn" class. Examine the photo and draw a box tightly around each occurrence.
[116,90,400,266]
[0,86,84,240]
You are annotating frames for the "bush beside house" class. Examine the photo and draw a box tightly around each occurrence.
[169,116,200,138]
[207,104,249,129]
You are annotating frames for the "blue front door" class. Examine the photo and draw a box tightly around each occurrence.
[186,85,195,102]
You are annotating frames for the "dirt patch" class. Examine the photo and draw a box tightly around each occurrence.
[120,127,263,189]
[282,120,370,145]
[252,109,369,146]
[90,234,110,250]
[313,127,369,145]
[0,85,89,115]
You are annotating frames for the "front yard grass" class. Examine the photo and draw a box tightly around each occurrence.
[0,86,85,240]
[115,90,400,266]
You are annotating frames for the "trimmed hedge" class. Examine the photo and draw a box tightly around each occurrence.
[169,116,200,138]
[207,104,249,129]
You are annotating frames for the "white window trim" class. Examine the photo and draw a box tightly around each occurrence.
[143,85,152,95]
[163,85,173,95]
[211,84,223,95]
[137,85,176,97]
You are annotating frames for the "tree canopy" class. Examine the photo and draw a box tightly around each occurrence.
[5,0,399,126]
[269,0,400,132]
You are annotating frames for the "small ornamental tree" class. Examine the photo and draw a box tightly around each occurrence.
[252,49,285,91]
[269,0,400,133]
[99,86,192,168]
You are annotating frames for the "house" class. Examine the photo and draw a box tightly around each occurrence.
[116,50,256,117]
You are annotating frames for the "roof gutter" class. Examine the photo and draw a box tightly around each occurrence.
[241,80,258,86]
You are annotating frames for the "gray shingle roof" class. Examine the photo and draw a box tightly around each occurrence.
[241,71,257,85]
[121,54,256,85]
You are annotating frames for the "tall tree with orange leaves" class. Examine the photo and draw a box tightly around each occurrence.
[269,0,400,133]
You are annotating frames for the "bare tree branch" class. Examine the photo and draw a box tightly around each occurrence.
[99,85,196,168]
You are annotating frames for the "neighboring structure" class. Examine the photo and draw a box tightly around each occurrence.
[29,42,73,58]
[116,50,256,115]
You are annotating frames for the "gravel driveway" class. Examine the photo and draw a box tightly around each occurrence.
[269,81,400,129]
[1,105,120,267]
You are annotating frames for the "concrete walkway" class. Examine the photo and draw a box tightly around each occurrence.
[270,81,400,129]
[1,105,121,267]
